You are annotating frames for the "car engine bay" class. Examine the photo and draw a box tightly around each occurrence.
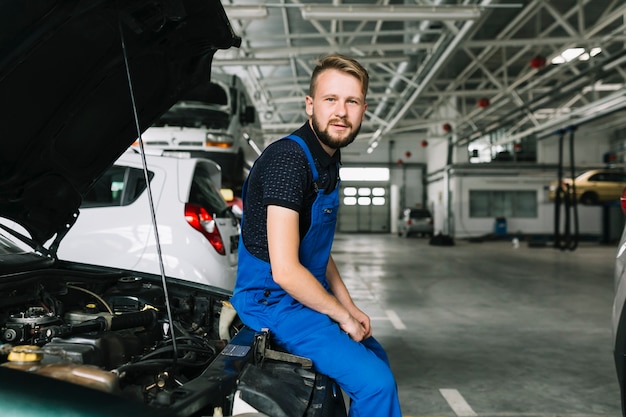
[0,267,345,416]
[0,268,233,400]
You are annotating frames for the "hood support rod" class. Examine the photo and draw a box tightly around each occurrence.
[117,13,179,365]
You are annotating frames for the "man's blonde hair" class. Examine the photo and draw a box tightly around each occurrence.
[309,54,369,98]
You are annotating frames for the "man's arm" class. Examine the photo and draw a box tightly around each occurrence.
[326,255,372,338]
[267,205,367,341]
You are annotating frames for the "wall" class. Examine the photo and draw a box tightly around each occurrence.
[538,118,614,166]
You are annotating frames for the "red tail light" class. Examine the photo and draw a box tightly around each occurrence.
[184,203,225,255]
[621,189,626,214]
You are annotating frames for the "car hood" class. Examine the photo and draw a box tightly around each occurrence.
[0,0,240,252]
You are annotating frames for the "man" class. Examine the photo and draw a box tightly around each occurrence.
[231,53,402,417]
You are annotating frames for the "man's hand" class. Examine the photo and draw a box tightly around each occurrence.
[348,307,372,339]
[339,314,368,342]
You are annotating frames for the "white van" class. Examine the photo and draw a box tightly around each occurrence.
[137,73,263,192]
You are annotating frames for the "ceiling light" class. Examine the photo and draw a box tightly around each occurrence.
[213,58,289,67]
[551,47,585,64]
[223,5,269,20]
[300,5,481,21]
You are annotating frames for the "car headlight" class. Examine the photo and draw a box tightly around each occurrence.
[205,133,234,148]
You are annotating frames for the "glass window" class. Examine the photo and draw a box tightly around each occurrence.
[372,187,386,196]
[344,197,357,205]
[372,197,386,205]
[469,190,537,218]
[82,165,153,208]
[358,197,371,206]
[189,163,229,216]
[358,188,371,196]
[344,187,357,196]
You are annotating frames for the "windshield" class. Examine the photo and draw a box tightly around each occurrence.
[152,81,231,129]
[153,105,230,129]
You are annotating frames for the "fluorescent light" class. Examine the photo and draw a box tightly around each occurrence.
[551,47,585,64]
[223,5,269,20]
[213,58,289,67]
[340,167,390,181]
[300,5,481,21]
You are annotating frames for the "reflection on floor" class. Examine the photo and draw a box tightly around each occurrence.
[331,233,620,417]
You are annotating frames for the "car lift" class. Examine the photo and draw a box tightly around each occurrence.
[553,125,579,251]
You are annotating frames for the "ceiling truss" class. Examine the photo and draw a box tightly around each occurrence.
[215,0,626,154]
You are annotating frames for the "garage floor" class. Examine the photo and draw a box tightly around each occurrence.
[331,232,621,417]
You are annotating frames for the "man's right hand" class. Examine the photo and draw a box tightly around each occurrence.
[339,315,368,342]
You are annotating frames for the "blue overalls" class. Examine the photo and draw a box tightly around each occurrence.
[232,135,402,417]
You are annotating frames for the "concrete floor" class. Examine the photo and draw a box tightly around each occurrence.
[331,232,621,417]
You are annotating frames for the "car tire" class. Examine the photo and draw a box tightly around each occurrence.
[580,192,599,205]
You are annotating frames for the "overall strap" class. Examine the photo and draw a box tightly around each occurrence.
[285,134,319,182]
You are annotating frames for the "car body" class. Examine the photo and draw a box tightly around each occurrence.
[138,72,264,192]
[0,1,345,416]
[548,169,626,205]
[612,189,626,414]
[56,150,240,292]
[398,208,434,237]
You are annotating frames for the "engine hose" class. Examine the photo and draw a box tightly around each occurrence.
[115,358,212,374]
[141,344,216,361]
[109,309,158,331]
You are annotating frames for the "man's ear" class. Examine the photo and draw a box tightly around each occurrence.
[305,95,313,117]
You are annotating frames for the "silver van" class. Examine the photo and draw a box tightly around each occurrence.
[137,72,264,192]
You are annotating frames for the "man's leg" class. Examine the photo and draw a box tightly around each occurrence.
[271,306,402,417]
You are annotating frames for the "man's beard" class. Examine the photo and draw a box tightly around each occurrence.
[311,115,361,150]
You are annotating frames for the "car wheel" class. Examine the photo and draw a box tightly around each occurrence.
[580,192,599,205]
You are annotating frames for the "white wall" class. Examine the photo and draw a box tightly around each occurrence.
[452,175,603,238]
[538,121,613,166]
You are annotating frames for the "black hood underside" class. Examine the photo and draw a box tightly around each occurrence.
[0,0,240,249]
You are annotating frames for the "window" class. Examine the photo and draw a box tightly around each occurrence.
[342,186,387,207]
[588,172,626,182]
[469,190,537,218]
[189,163,230,216]
[82,166,153,208]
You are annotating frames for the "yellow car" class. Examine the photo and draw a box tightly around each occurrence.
[548,169,626,205]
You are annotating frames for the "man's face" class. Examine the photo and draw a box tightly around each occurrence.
[305,69,367,153]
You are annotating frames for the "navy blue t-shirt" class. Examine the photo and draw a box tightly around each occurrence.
[241,122,341,262]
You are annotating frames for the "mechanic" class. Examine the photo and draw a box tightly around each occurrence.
[231,53,402,417]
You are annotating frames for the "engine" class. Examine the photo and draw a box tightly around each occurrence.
[0,272,235,406]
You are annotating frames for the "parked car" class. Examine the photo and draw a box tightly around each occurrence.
[138,72,264,193]
[0,1,345,416]
[548,168,626,205]
[56,150,240,291]
[398,208,434,237]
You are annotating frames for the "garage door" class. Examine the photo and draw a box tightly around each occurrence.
[338,184,389,233]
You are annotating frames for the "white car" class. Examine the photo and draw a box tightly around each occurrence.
[57,150,239,291]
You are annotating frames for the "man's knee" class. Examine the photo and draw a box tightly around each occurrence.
[350,363,396,399]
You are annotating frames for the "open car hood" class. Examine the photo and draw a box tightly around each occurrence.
[0,0,240,251]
